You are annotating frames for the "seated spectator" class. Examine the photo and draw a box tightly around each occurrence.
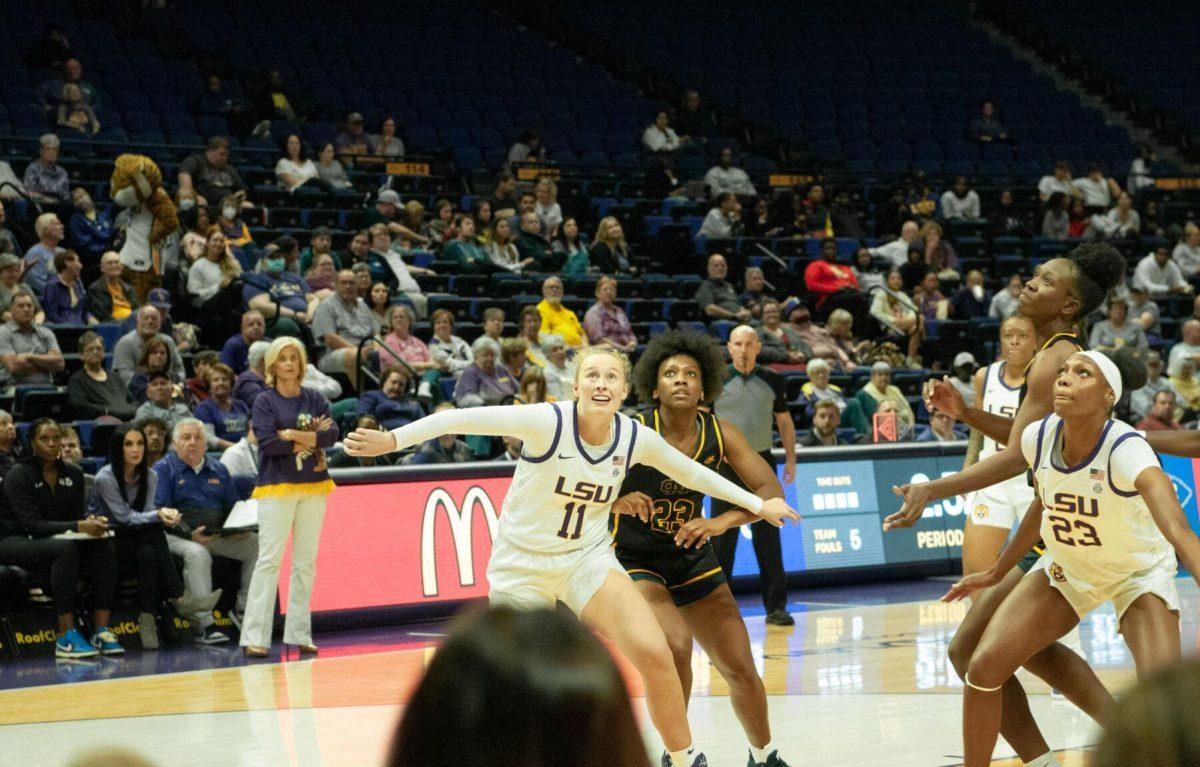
[382,303,436,381]
[128,335,176,403]
[304,252,337,300]
[454,337,518,408]
[242,249,318,337]
[674,89,715,143]
[1090,297,1149,357]
[135,371,191,430]
[824,307,869,370]
[424,308,473,400]
[534,178,563,238]
[487,171,519,218]
[485,217,528,273]
[185,350,218,404]
[0,292,64,390]
[552,217,590,276]
[737,267,770,319]
[919,221,958,279]
[796,183,834,236]
[916,410,966,442]
[743,197,781,238]
[989,274,1023,320]
[704,147,756,198]
[968,100,1008,143]
[516,366,553,404]
[804,237,859,309]
[366,225,434,316]
[914,271,947,322]
[537,275,586,349]
[642,110,685,154]
[645,152,689,200]
[500,337,528,382]
[872,399,913,442]
[155,418,259,644]
[274,134,327,193]
[695,253,751,322]
[355,366,424,431]
[314,142,352,189]
[1095,192,1141,240]
[939,176,980,220]
[444,215,492,274]
[515,211,558,272]
[66,331,135,420]
[481,308,505,345]
[396,200,433,249]
[195,74,253,136]
[870,269,924,366]
[1037,161,1077,203]
[799,358,869,435]
[42,249,93,324]
[1124,285,1161,336]
[1072,165,1120,212]
[23,134,70,204]
[372,116,405,159]
[757,298,811,366]
[0,205,20,254]
[855,362,915,427]
[697,192,742,240]
[511,305,544,367]
[0,419,122,659]
[250,68,304,126]
[90,423,202,650]
[950,269,990,320]
[233,340,270,409]
[851,249,885,293]
[178,204,212,267]
[1171,359,1200,416]
[178,136,246,207]
[312,269,376,388]
[428,199,456,244]
[992,189,1031,235]
[335,112,371,166]
[1169,320,1200,379]
[506,130,546,168]
[1041,192,1070,241]
[221,310,268,375]
[948,352,978,406]
[22,212,66,296]
[402,402,476,464]
[583,275,637,352]
[38,56,97,109]
[187,230,243,307]
[1172,222,1200,281]
[113,305,184,385]
[366,281,392,332]
[868,220,920,269]
[216,193,257,258]
[194,363,249,450]
[0,410,16,477]
[590,217,634,275]
[300,227,338,273]
[540,335,574,402]
[86,251,138,323]
[800,400,853,447]
[1067,198,1092,239]
[1137,390,1181,432]
[1133,245,1191,296]
[56,82,99,134]
[328,414,396,468]
[68,187,113,261]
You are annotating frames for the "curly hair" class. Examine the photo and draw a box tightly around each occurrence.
[633,330,726,405]
[1067,243,1125,319]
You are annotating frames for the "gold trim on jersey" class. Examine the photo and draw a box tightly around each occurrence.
[1023,332,1084,377]
[649,408,709,461]
[626,567,666,583]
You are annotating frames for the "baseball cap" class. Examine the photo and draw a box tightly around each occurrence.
[347,112,364,123]
[378,189,401,206]
[148,288,172,313]
[0,253,20,269]
[953,352,977,368]
[781,297,805,316]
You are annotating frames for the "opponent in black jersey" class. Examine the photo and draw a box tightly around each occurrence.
[611,330,793,767]
[889,245,1125,764]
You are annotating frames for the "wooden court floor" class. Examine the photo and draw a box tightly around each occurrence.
[1,579,1194,766]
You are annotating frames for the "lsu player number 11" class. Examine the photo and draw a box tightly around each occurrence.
[346,344,800,767]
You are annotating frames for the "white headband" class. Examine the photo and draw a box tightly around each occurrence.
[1077,351,1122,401]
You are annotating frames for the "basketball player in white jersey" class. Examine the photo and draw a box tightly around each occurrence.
[346,345,800,767]
[943,349,1200,767]
[960,315,1038,575]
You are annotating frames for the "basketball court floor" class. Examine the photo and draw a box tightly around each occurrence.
[2,577,1194,767]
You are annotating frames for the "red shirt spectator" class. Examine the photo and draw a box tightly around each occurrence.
[803,238,858,308]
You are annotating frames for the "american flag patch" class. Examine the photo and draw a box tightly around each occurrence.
[613,456,624,466]
[1089,468,1106,481]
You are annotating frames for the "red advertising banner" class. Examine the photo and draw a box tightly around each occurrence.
[279,477,512,613]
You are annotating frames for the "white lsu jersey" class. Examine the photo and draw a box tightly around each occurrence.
[1022,413,1174,593]
[499,401,639,554]
[979,362,1022,460]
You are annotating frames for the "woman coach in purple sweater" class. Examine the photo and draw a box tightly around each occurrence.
[241,337,338,657]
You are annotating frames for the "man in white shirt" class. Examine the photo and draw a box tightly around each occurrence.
[1133,246,1192,296]
[1071,165,1120,210]
[1036,161,1078,202]
[697,192,742,239]
[868,220,920,268]
[1173,222,1200,277]
[939,176,980,220]
[703,147,756,198]
[1168,320,1200,377]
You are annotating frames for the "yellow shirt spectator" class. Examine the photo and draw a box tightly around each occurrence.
[535,276,585,349]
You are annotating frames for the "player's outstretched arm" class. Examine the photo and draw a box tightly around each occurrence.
[884,445,1027,530]
[943,496,1045,602]
[1139,467,1200,587]
[345,403,556,457]
[1146,429,1200,458]
[926,375,1013,445]
[636,427,799,527]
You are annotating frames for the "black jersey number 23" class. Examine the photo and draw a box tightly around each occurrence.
[652,498,696,535]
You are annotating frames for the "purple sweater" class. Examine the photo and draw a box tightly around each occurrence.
[251,387,338,497]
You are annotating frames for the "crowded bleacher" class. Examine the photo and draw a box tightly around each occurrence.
[0,0,1198,656]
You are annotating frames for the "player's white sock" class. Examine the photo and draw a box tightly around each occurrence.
[750,741,775,764]
[668,746,696,766]
[1025,752,1060,767]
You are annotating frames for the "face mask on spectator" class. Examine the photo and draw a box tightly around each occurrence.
[222,206,237,220]
[971,285,984,301]
[179,198,195,211]
[265,257,285,273]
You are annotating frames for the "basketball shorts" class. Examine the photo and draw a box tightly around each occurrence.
[616,544,727,607]
[1032,554,1181,623]
[486,537,627,615]
[964,478,1036,530]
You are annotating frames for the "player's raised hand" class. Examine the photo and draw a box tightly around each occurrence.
[758,497,800,527]
[612,492,653,523]
[883,483,933,530]
[344,427,398,457]
[923,376,965,419]
[941,569,1001,602]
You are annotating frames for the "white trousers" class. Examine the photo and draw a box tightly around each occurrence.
[167,533,259,629]
[239,495,327,648]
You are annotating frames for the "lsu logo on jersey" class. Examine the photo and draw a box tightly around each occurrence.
[1048,562,1067,583]
[553,476,614,504]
